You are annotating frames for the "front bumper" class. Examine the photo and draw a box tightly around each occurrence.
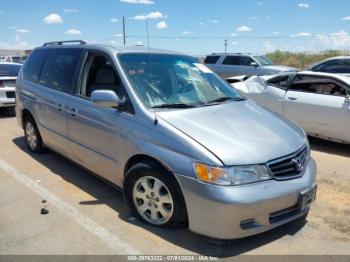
[176,158,317,240]
[0,87,16,108]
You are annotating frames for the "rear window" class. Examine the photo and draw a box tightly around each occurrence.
[0,64,21,77]
[23,50,48,83]
[38,49,83,94]
[204,56,220,64]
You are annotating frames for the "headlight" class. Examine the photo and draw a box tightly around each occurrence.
[193,163,272,186]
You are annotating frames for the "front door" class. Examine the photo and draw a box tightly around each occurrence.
[283,74,350,142]
[66,52,134,185]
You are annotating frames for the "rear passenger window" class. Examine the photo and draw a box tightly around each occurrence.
[204,56,220,64]
[222,56,241,65]
[23,50,48,83]
[39,49,83,94]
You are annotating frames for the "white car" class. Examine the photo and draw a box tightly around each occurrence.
[0,62,21,114]
[232,71,350,144]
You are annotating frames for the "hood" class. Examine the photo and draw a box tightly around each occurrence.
[261,65,297,72]
[157,100,305,166]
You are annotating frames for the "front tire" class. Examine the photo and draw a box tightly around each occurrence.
[124,162,187,227]
[24,116,45,153]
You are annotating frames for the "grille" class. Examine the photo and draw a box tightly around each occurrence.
[267,146,308,180]
[6,91,15,98]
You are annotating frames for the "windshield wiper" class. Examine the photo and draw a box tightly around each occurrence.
[152,103,196,109]
[205,96,245,105]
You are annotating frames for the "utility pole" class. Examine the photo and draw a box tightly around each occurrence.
[123,16,126,46]
[224,39,228,53]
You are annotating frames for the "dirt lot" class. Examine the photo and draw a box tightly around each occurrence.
[0,115,349,257]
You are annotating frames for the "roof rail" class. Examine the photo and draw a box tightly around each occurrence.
[42,40,87,47]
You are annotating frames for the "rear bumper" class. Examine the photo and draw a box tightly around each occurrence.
[176,158,317,239]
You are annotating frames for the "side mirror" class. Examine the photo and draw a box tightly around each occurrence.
[91,90,125,109]
[250,62,258,67]
[345,95,350,103]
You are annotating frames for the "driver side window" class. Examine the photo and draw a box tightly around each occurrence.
[80,53,133,113]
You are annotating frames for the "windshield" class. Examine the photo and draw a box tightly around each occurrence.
[0,64,21,76]
[119,54,243,108]
[254,56,273,66]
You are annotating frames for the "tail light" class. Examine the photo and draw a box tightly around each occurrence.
[0,80,3,88]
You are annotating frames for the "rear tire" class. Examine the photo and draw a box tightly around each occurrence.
[24,116,45,153]
[124,162,187,228]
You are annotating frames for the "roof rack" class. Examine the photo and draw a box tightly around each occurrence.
[42,40,87,47]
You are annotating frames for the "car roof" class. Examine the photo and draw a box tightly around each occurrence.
[208,53,259,56]
[34,44,187,56]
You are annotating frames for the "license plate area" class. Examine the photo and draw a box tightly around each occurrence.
[298,185,317,211]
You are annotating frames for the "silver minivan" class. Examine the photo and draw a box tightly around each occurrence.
[16,41,317,240]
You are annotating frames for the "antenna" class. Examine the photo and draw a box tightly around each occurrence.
[146,19,150,51]
[224,39,228,53]
[123,16,126,46]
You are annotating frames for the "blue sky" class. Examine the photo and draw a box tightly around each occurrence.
[1,0,350,55]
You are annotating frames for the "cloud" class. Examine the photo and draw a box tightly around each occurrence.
[208,20,219,23]
[182,31,193,35]
[110,18,118,23]
[131,11,166,20]
[236,25,252,32]
[121,0,154,4]
[115,33,123,37]
[257,2,263,6]
[135,41,144,46]
[64,9,78,13]
[273,31,280,35]
[197,22,204,26]
[0,11,3,14]
[249,16,259,20]
[230,32,237,37]
[342,16,350,21]
[292,32,312,37]
[16,29,30,33]
[65,29,82,35]
[298,3,309,8]
[315,30,350,48]
[43,13,63,24]
[231,41,238,46]
[9,26,19,30]
[110,40,119,45]
[156,21,168,30]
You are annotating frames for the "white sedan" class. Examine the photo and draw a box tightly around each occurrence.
[0,62,21,114]
[232,71,350,144]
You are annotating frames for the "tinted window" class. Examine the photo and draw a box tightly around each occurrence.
[223,56,241,65]
[290,75,347,96]
[23,50,48,82]
[341,59,350,73]
[204,56,220,64]
[314,60,344,73]
[0,64,21,76]
[39,49,83,94]
[240,56,255,66]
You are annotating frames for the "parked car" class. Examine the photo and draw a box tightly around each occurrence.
[16,41,316,240]
[232,71,350,144]
[0,62,21,114]
[204,53,297,79]
[309,56,350,75]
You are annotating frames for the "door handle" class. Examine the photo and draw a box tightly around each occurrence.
[57,104,63,112]
[288,97,298,101]
[70,108,77,117]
